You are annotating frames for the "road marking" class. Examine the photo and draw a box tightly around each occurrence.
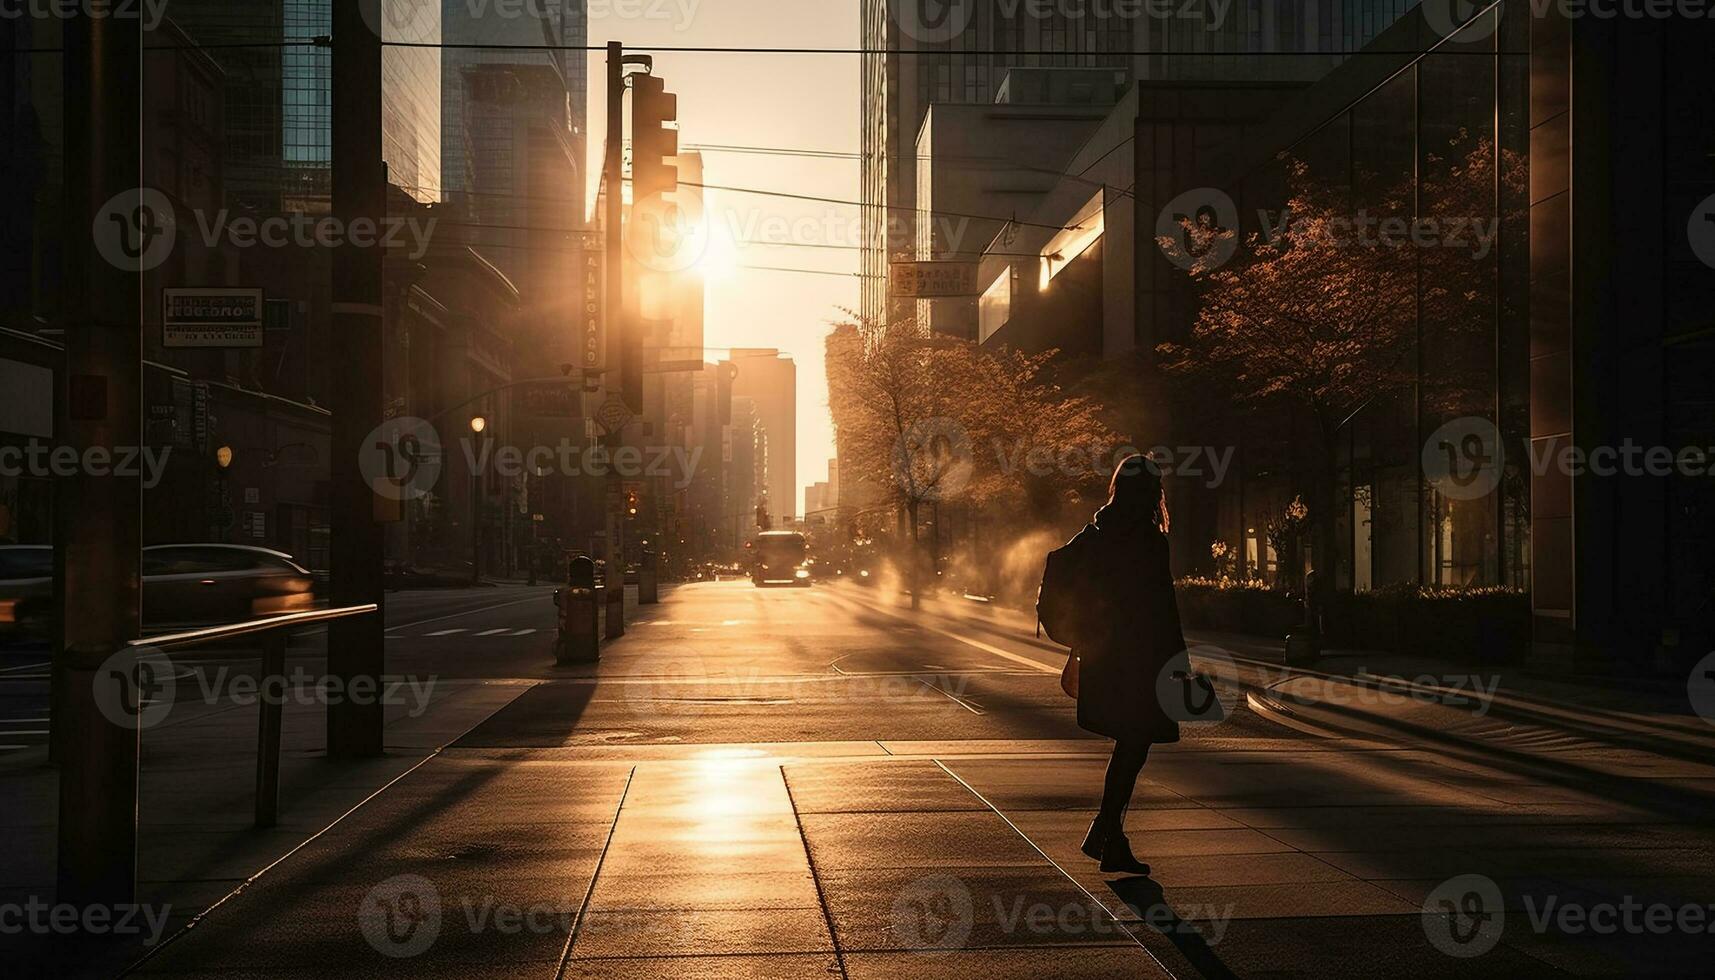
[2,729,47,735]
[384,593,549,631]
[424,629,467,637]
[474,628,510,636]
[0,661,50,674]
[510,629,537,637]
[827,592,1057,675]
[1,717,48,723]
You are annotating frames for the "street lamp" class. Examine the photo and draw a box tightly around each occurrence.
[470,416,487,584]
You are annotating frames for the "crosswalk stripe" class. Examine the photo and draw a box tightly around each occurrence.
[424,629,467,637]
[474,628,509,636]
[510,629,537,637]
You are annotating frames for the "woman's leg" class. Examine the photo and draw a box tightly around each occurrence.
[1084,739,1154,872]
[1097,739,1151,828]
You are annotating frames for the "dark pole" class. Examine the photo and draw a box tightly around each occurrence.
[605,41,626,571]
[328,0,387,758]
[471,462,482,585]
[55,4,144,907]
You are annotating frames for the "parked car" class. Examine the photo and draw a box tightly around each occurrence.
[1,543,317,639]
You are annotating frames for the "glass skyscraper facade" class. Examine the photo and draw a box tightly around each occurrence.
[860,0,1431,326]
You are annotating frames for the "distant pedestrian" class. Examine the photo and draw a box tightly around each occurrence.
[1037,453,1183,875]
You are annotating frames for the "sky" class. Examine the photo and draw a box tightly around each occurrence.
[584,1,862,513]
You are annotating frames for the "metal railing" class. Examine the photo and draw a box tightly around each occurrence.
[127,604,378,829]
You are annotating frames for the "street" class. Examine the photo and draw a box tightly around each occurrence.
[8,579,1711,977]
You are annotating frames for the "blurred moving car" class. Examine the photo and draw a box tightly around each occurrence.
[1,543,317,639]
[751,531,811,587]
[0,545,52,638]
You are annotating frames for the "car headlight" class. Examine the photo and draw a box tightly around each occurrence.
[794,569,810,579]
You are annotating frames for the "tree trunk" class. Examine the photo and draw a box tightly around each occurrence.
[907,498,921,609]
[1308,415,1342,630]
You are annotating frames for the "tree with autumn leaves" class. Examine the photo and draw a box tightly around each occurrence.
[1156,131,1522,589]
[826,315,1123,597]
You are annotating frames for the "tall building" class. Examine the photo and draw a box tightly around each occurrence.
[440,0,586,216]
[727,349,797,521]
[860,0,1424,326]
[381,0,443,203]
[173,0,443,211]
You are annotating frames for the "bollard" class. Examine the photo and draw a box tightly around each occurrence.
[604,569,626,640]
[556,557,600,664]
[639,548,659,605]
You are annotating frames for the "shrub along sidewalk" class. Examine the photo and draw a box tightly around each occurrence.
[1174,578,1532,662]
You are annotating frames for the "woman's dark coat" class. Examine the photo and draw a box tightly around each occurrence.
[1066,506,1184,744]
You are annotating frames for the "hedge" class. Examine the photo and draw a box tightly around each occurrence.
[1175,578,1531,661]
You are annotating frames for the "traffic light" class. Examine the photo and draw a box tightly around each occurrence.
[622,73,677,414]
[631,73,678,202]
[626,489,640,519]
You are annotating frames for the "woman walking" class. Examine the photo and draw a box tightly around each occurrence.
[1045,454,1185,875]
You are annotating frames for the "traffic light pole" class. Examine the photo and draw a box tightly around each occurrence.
[55,5,144,908]
[328,0,387,758]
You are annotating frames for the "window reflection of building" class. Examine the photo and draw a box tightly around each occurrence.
[1195,7,1530,595]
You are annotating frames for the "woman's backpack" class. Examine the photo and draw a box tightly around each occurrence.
[1036,529,1094,647]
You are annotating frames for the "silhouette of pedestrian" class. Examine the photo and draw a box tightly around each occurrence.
[1038,454,1183,875]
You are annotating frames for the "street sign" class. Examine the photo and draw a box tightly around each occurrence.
[595,395,632,435]
[163,288,265,348]
[519,381,581,419]
[890,261,981,298]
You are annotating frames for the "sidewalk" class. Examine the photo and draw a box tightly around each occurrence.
[877,586,1715,751]
[0,644,532,976]
[12,582,1715,978]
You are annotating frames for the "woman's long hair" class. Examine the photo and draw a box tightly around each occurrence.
[1105,453,1171,534]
